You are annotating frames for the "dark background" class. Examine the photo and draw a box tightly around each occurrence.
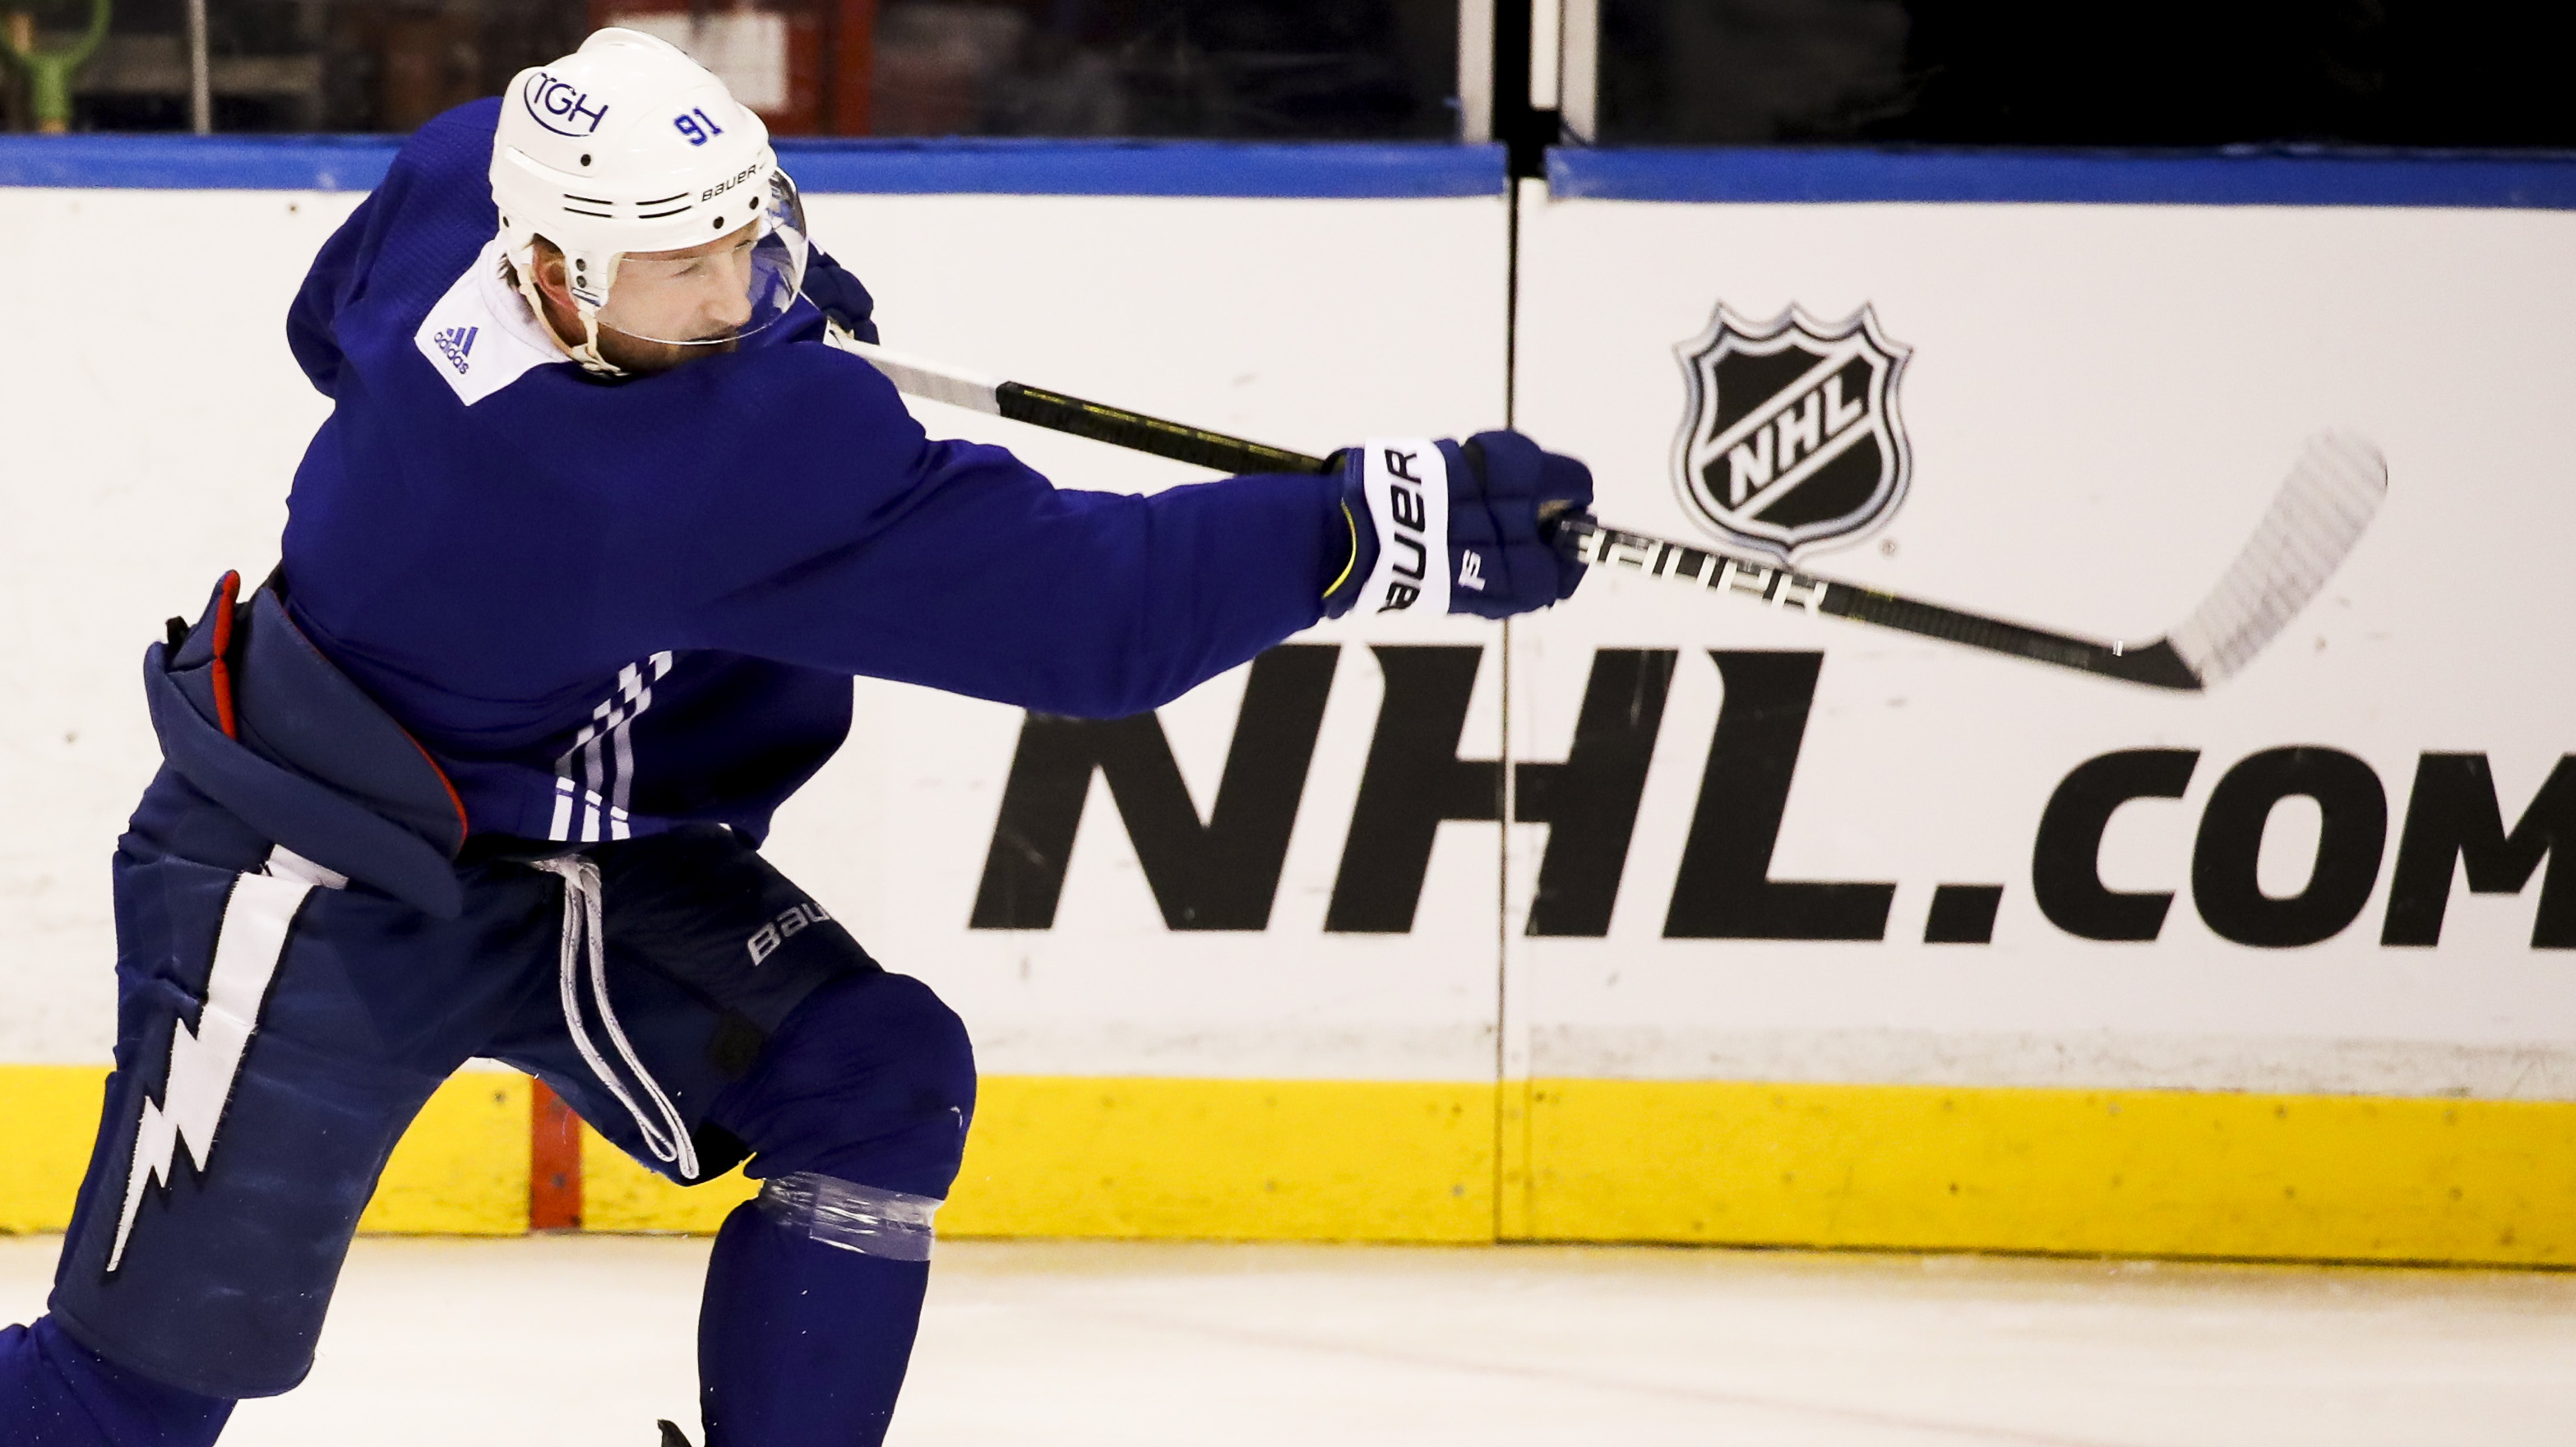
[0,0,1458,136]
[1599,0,2576,147]
[3,0,2572,146]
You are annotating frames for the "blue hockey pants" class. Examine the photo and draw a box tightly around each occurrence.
[1,767,976,1444]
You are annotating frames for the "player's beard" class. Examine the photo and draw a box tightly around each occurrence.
[594,325,742,377]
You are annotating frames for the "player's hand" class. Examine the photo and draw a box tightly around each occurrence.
[801,246,880,344]
[1323,431,1594,620]
[1446,430,1593,618]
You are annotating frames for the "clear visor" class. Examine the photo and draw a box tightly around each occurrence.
[594,171,810,348]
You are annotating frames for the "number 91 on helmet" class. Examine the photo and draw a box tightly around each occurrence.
[488,27,812,374]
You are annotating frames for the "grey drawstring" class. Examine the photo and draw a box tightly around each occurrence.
[532,855,698,1181]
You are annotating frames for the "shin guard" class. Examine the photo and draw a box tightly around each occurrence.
[696,1192,932,1447]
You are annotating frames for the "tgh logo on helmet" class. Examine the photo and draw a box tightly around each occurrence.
[1672,303,1912,562]
[523,71,610,136]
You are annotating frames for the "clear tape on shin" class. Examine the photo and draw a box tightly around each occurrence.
[756,1173,942,1263]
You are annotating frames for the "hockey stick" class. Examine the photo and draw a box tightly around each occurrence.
[826,329,2386,691]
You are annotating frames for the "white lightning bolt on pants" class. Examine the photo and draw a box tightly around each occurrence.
[106,847,342,1273]
[47,781,960,1407]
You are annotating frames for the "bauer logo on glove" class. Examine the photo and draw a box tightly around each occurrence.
[1327,431,1597,621]
[1357,441,1450,614]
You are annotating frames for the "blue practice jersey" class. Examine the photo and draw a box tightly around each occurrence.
[280,99,1339,847]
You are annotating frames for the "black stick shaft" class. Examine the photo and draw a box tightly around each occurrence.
[924,358,2203,690]
[994,381,1330,475]
[1563,520,2199,690]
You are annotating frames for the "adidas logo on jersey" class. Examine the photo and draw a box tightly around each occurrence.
[432,325,479,376]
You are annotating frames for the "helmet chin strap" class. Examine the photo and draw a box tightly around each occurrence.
[509,239,629,377]
[567,306,624,377]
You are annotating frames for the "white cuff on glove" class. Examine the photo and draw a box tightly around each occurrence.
[1355,439,1451,617]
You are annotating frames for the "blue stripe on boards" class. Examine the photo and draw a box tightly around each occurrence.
[1548,146,2576,210]
[12,134,2574,207]
[0,133,1509,199]
[776,139,1510,197]
[0,134,401,192]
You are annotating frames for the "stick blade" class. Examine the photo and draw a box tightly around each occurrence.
[2165,429,2386,686]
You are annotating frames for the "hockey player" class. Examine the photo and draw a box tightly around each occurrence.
[0,27,1590,1446]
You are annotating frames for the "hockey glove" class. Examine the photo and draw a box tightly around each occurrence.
[1323,431,1594,620]
[801,245,881,344]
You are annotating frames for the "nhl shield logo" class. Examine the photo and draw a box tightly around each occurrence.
[1672,303,1912,562]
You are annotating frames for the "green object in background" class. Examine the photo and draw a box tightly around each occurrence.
[2,0,112,134]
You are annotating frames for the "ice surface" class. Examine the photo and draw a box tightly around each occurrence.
[3,1234,2571,1445]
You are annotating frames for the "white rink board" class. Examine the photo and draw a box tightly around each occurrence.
[765,192,1515,1083]
[11,174,2573,1102]
[0,185,1510,1079]
[0,188,359,1064]
[1507,188,2576,1099]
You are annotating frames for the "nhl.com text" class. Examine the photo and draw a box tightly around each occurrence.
[967,645,2571,951]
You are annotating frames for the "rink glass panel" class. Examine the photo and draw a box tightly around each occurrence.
[7,0,1458,141]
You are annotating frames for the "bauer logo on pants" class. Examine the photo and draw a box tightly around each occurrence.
[1674,303,1911,562]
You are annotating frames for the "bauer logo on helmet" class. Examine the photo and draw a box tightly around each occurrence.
[702,159,762,201]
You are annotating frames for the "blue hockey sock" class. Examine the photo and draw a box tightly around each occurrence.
[0,1315,234,1447]
[696,1198,930,1447]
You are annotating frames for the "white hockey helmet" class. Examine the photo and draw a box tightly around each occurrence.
[491,27,810,373]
